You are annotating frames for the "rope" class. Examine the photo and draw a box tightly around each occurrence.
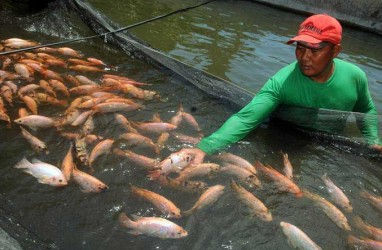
[0,0,217,56]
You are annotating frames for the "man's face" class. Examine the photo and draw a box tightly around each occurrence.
[295,41,341,82]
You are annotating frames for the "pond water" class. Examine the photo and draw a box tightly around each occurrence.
[0,1,381,249]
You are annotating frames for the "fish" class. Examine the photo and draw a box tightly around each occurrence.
[69,65,105,73]
[118,213,188,239]
[61,143,75,181]
[156,176,208,193]
[214,152,257,174]
[14,157,67,187]
[182,184,225,216]
[353,216,382,241]
[92,102,143,113]
[71,110,93,126]
[39,79,57,97]
[82,115,94,136]
[156,132,170,151]
[19,126,49,154]
[14,63,34,81]
[69,85,104,95]
[74,137,90,167]
[279,151,293,179]
[254,161,302,197]
[72,167,108,193]
[220,163,261,188]
[3,38,39,48]
[181,109,202,133]
[130,184,181,218]
[147,151,194,180]
[14,115,55,129]
[1,85,14,106]
[18,108,29,118]
[88,139,114,167]
[19,95,38,115]
[360,190,382,213]
[133,122,177,135]
[280,221,322,250]
[75,75,98,85]
[230,180,272,221]
[35,93,68,107]
[171,132,202,145]
[321,173,353,212]
[57,47,83,58]
[112,148,158,169]
[302,189,351,231]
[48,79,70,97]
[176,163,220,181]
[114,114,138,133]
[118,132,159,153]
[347,235,382,249]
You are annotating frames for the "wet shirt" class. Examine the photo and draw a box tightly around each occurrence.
[197,58,380,155]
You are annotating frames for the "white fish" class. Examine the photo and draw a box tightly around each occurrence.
[280,221,322,250]
[119,213,188,239]
[321,173,353,212]
[14,157,67,186]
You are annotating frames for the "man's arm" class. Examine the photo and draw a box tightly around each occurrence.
[196,84,281,155]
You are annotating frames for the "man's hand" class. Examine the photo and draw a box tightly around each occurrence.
[371,144,382,153]
[178,148,206,165]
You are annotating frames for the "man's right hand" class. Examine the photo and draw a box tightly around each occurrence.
[178,147,206,165]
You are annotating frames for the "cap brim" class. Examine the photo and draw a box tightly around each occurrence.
[287,34,323,44]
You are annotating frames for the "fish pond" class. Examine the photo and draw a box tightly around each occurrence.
[0,1,381,249]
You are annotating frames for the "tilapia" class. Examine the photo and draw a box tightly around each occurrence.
[88,139,114,167]
[254,161,302,197]
[147,151,194,180]
[279,150,293,179]
[19,126,49,154]
[347,235,382,249]
[176,163,220,181]
[221,163,261,188]
[302,189,351,231]
[72,167,108,193]
[119,213,188,239]
[182,184,225,216]
[321,173,353,212]
[14,115,55,129]
[130,184,181,218]
[360,190,382,213]
[280,221,322,250]
[353,216,382,241]
[214,152,257,174]
[14,157,67,187]
[61,143,75,181]
[231,180,272,221]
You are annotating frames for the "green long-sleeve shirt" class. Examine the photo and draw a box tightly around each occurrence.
[197,58,381,155]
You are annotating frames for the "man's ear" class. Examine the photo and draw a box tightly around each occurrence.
[333,44,342,57]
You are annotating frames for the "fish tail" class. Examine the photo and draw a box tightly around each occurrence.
[230,179,240,191]
[14,157,32,169]
[181,207,194,217]
[118,212,135,229]
[321,173,329,182]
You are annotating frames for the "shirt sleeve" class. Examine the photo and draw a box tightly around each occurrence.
[353,71,381,145]
[197,78,281,154]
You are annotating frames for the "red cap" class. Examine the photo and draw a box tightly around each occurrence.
[287,14,342,45]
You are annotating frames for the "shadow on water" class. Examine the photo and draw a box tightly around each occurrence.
[0,1,381,250]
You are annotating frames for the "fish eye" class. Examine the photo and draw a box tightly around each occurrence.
[59,179,62,182]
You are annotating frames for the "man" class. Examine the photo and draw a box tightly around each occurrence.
[181,13,382,163]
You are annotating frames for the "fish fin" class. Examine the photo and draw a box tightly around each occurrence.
[118,213,135,228]
[37,175,51,184]
[31,158,44,164]
[127,230,143,235]
[14,157,32,169]
[147,169,161,180]
[130,214,143,221]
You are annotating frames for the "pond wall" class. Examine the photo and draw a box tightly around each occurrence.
[252,0,382,34]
